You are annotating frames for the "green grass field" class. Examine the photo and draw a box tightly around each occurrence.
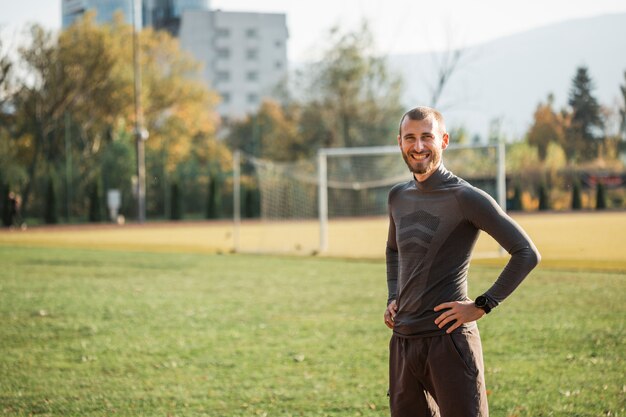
[1,241,624,416]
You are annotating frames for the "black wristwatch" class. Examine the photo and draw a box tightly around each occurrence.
[474,295,492,314]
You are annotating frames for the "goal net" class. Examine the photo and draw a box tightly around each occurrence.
[233,143,505,257]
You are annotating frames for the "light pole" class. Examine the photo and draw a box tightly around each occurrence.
[132,0,148,223]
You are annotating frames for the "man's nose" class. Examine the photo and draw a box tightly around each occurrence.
[413,139,425,151]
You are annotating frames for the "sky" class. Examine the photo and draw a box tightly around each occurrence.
[2,0,626,61]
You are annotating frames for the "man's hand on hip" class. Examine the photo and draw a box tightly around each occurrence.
[434,300,485,333]
[384,300,398,329]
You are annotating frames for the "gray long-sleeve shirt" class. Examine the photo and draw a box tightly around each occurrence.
[386,164,540,337]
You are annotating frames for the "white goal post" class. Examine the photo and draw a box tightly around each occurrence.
[316,141,506,253]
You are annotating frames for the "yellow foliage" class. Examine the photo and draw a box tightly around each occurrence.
[506,141,540,173]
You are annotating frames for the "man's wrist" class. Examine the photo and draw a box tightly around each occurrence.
[474,295,492,314]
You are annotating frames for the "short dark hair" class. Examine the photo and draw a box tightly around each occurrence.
[398,106,447,136]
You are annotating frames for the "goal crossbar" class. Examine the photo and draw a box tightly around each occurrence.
[317,142,506,253]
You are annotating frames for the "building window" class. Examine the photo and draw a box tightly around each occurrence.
[217,48,230,59]
[246,48,258,60]
[247,93,259,104]
[216,28,230,38]
[246,71,258,81]
[246,28,258,38]
[220,92,230,103]
[216,71,230,82]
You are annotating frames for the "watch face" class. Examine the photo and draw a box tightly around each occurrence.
[475,296,487,308]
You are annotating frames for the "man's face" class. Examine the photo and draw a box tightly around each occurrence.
[397,117,449,180]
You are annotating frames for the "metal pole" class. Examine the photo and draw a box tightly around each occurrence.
[64,112,72,221]
[497,139,506,211]
[132,0,147,223]
[233,150,241,252]
[497,139,507,256]
[318,150,328,253]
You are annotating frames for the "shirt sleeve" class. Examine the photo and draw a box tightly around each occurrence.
[386,199,399,306]
[457,186,541,308]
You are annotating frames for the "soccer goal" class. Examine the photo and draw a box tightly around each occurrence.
[232,142,505,257]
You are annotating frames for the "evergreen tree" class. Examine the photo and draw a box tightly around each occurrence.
[88,182,102,222]
[44,179,58,224]
[538,183,550,211]
[170,183,181,220]
[508,184,523,211]
[566,66,603,162]
[571,181,582,210]
[243,186,260,218]
[619,71,626,141]
[1,183,11,227]
[206,173,221,219]
[595,182,607,210]
[618,71,626,158]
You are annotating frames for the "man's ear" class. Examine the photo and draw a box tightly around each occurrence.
[397,135,402,147]
[441,133,450,150]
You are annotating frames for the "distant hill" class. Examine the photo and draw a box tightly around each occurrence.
[387,13,626,140]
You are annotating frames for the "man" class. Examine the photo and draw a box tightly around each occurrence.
[385,106,540,417]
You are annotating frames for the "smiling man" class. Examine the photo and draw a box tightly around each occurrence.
[384,106,540,417]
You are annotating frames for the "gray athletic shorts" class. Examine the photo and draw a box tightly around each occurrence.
[389,327,489,417]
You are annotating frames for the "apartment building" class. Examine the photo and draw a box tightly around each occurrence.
[179,10,288,120]
[61,0,288,121]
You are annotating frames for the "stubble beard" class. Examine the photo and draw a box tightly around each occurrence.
[401,149,441,176]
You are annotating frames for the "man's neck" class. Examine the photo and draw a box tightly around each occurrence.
[413,163,442,183]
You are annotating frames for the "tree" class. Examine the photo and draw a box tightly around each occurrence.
[571,181,582,210]
[538,183,550,211]
[3,14,224,221]
[88,181,102,222]
[8,18,133,217]
[227,22,404,163]
[1,184,11,227]
[619,71,626,142]
[618,71,626,159]
[429,47,464,108]
[508,184,523,211]
[100,130,135,218]
[225,100,301,160]
[0,38,15,120]
[206,168,222,219]
[527,94,567,161]
[170,182,181,220]
[44,178,58,224]
[565,66,603,162]
[299,22,404,150]
[243,186,260,218]
[595,182,606,210]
